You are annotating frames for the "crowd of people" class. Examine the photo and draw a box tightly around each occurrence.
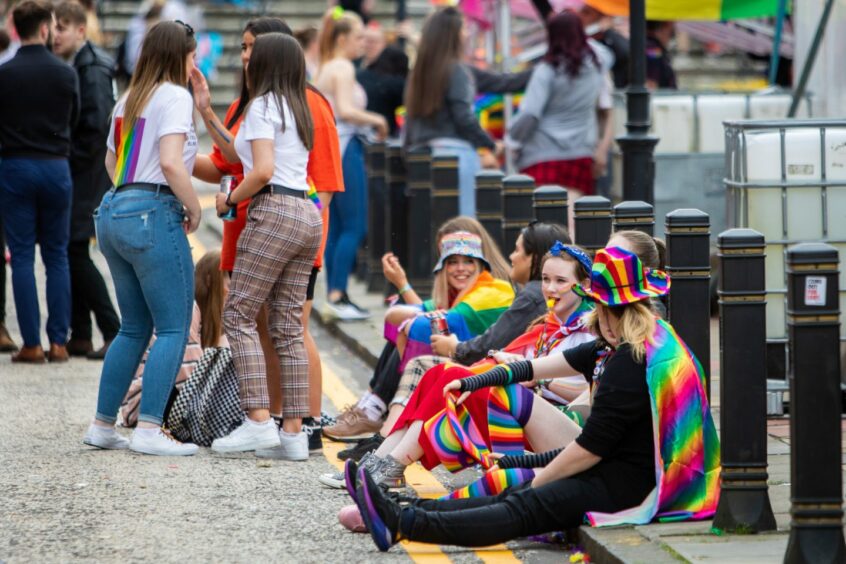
[0,0,715,551]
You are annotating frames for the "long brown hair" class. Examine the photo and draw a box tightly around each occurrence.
[194,250,226,349]
[246,33,314,150]
[123,21,196,130]
[405,7,464,118]
[434,216,510,281]
[317,8,362,64]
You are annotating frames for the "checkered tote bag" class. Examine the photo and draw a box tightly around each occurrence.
[166,347,244,446]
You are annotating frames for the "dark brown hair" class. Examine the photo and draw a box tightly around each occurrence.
[55,0,86,26]
[404,7,463,118]
[520,222,572,281]
[294,25,318,50]
[229,16,292,129]
[123,21,196,130]
[13,0,53,40]
[544,10,598,78]
[246,33,313,150]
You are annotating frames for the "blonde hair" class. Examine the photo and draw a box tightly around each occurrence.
[585,301,656,363]
[194,250,227,349]
[318,9,362,63]
[434,216,511,281]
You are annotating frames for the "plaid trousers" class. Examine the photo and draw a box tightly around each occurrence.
[392,355,445,407]
[223,193,322,417]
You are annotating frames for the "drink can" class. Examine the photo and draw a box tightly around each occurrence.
[429,312,450,336]
[219,175,238,222]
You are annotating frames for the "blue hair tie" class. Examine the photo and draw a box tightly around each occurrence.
[549,241,593,272]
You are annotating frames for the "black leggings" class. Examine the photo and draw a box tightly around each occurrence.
[400,474,620,547]
[368,342,402,406]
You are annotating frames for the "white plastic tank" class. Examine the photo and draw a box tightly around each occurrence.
[698,95,746,153]
[651,95,694,154]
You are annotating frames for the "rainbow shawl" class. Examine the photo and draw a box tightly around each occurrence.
[386,271,514,372]
[586,319,721,526]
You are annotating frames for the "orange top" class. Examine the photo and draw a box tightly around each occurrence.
[216,88,345,272]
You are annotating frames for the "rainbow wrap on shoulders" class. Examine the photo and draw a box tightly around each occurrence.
[386,271,514,372]
[587,319,721,526]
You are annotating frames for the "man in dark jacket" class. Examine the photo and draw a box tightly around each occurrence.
[52,0,120,360]
[0,0,80,363]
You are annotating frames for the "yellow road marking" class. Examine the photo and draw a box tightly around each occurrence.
[321,363,520,563]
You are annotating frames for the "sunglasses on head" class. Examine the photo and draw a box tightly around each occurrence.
[175,19,194,36]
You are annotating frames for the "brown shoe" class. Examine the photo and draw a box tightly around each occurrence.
[66,338,94,357]
[11,345,46,364]
[0,323,18,353]
[48,343,69,363]
[322,405,383,442]
[86,339,112,360]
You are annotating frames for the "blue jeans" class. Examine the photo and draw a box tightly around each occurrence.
[93,189,194,426]
[325,136,368,294]
[0,157,72,347]
[429,138,481,218]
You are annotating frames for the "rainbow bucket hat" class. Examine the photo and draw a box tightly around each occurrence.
[433,231,490,273]
[575,246,670,306]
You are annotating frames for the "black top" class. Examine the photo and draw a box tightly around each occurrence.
[69,41,115,241]
[0,44,80,158]
[645,36,677,90]
[564,341,656,508]
[595,28,630,89]
[357,68,405,138]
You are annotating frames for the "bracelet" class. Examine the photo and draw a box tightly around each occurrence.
[398,283,412,295]
[225,192,235,208]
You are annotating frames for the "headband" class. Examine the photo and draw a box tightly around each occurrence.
[549,241,593,273]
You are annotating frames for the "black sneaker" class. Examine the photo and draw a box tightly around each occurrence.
[341,293,371,316]
[338,433,384,462]
[303,417,322,453]
[358,469,403,552]
[319,411,337,428]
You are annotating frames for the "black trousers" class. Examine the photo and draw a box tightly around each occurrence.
[368,342,402,406]
[401,474,619,547]
[68,240,120,342]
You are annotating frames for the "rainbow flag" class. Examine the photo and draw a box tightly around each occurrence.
[388,271,514,372]
[587,319,721,526]
[647,0,784,21]
[112,117,146,186]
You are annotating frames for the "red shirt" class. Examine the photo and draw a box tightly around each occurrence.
[215,89,345,272]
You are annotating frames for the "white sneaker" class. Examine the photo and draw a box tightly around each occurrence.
[323,297,371,321]
[274,430,309,461]
[83,423,130,450]
[211,418,279,453]
[129,428,198,456]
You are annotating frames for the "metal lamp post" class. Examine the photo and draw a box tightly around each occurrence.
[617,0,658,204]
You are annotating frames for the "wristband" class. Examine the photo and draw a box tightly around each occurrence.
[398,283,413,295]
[225,192,235,208]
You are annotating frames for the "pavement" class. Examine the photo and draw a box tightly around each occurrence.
[2,191,843,563]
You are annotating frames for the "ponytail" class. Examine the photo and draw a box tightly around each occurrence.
[318,8,361,63]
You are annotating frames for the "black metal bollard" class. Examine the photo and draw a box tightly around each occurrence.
[712,228,776,533]
[665,209,711,396]
[502,174,535,255]
[533,185,568,225]
[573,196,612,252]
[384,141,408,295]
[612,200,655,235]
[476,170,505,251]
[405,146,433,298]
[430,154,460,246]
[784,243,845,564]
[365,141,387,293]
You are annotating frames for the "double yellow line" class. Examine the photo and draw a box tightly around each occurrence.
[321,364,520,563]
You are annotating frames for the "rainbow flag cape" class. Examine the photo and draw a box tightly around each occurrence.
[586,319,721,526]
[387,271,514,372]
[112,117,145,186]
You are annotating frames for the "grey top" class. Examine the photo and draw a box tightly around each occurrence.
[509,46,611,170]
[404,64,503,151]
[454,280,547,365]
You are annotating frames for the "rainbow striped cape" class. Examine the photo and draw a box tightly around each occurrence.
[387,271,514,372]
[587,319,721,526]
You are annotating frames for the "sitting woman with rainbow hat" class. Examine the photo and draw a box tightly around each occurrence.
[346,246,720,551]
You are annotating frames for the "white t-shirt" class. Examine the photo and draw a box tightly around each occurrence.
[234,93,309,191]
[107,82,197,186]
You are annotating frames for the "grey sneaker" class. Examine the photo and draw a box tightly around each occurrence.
[319,452,380,489]
[369,454,406,489]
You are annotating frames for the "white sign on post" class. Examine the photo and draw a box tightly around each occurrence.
[804,276,827,306]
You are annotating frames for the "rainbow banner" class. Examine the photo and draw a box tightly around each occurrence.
[646,0,784,21]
